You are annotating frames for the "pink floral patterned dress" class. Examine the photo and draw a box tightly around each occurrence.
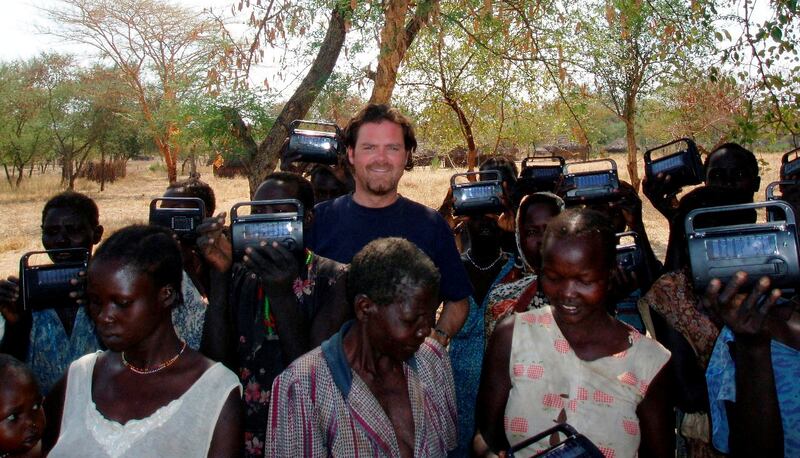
[505,306,670,458]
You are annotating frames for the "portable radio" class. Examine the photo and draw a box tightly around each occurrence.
[451,170,504,216]
[230,199,304,260]
[507,423,604,458]
[686,201,800,291]
[518,155,565,194]
[780,147,800,180]
[149,197,206,240]
[286,120,343,165]
[20,248,89,311]
[561,159,620,203]
[644,138,704,194]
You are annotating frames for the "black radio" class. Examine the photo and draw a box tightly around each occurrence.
[780,147,800,180]
[149,197,206,240]
[616,231,649,284]
[20,248,89,311]
[765,180,800,221]
[644,138,704,194]
[230,199,304,260]
[507,423,603,458]
[451,170,504,216]
[518,155,565,194]
[561,159,620,204]
[686,201,800,291]
[286,120,343,165]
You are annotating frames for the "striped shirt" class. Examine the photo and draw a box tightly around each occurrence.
[266,324,458,457]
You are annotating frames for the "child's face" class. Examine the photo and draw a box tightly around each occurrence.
[87,259,169,352]
[0,372,45,455]
[539,234,611,325]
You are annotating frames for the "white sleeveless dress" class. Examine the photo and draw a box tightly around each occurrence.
[49,352,241,458]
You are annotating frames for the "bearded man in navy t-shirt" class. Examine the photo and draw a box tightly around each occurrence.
[309,104,472,346]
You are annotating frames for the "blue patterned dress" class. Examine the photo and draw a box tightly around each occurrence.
[172,270,207,350]
[27,306,100,394]
[449,256,522,457]
[706,326,800,455]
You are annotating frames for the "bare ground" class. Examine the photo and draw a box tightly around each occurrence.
[0,152,783,278]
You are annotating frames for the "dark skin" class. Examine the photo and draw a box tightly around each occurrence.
[198,178,350,365]
[0,207,102,359]
[644,147,759,240]
[463,214,508,306]
[703,272,797,457]
[343,285,438,458]
[42,259,242,456]
[475,234,673,457]
[0,369,45,457]
[590,181,661,297]
[162,187,213,297]
[519,202,559,272]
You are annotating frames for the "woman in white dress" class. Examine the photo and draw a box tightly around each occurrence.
[43,225,242,457]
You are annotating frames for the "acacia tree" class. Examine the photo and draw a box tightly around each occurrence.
[367,0,438,104]
[576,0,710,190]
[0,60,51,188]
[713,0,800,142]
[46,0,222,183]
[399,10,520,170]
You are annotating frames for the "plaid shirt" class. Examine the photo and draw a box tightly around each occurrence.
[267,325,458,457]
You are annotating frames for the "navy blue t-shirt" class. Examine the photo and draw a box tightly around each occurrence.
[309,194,472,302]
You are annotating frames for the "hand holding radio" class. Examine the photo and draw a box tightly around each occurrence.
[0,276,21,324]
[196,212,233,273]
[609,181,644,231]
[642,172,679,219]
[702,272,781,342]
[242,241,300,294]
[67,269,88,305]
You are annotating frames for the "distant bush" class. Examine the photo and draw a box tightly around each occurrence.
[78,159,128,183]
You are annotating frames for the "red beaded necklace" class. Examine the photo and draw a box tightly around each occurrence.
[121,340,187,375]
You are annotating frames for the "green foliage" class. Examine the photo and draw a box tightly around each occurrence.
[179,87,276,161]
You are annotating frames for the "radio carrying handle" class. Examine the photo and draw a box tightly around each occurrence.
[643,137,697,164]
[149,197,206,213]
[450,170,501,187]
[781,146,800,165]
[521,155,565,169]
[562,158,617,175]
[766,180,800,201]
[289,120,341,135]
[685,201,796,235]
[230,199,304,220]
[616,230,640,245]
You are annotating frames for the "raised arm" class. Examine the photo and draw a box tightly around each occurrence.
[198,214,236,365]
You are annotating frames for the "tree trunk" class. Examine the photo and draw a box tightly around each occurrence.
[100,146,106,191]
[446,97,478,173]
[624,116,640,192]
[369,0,437,104]
[3,164,11,186]
[15,163,24,188]
[247,5,352,197]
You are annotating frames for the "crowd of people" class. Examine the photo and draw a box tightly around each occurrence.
[0,103,798,457]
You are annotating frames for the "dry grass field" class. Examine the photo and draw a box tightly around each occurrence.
[0,152,784,278]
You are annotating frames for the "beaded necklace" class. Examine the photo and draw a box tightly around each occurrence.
[122,340,187,375]
[261,249,314,338]
[465,249,504,271]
